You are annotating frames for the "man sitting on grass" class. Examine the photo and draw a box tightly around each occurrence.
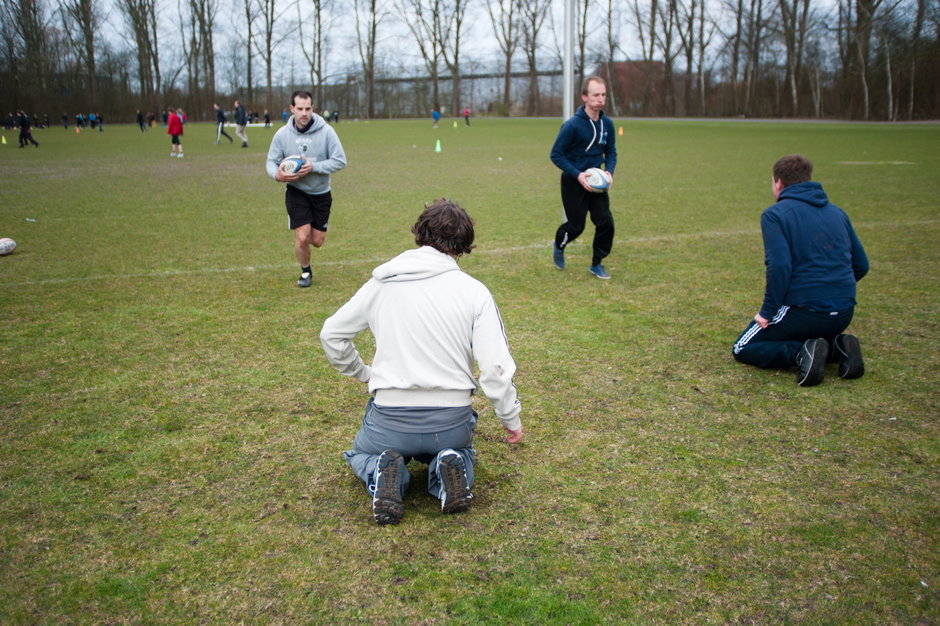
[320,199,523,525]
[733,154,869,386]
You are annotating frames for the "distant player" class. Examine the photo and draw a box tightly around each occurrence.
[320,199,523,525]
[167,108,184,158]
[732,154,869,386]
[265,90,347,288]
[213,104,234,144]
[550,76,617,279]
[18,111,39,148]
[234,99,249,147]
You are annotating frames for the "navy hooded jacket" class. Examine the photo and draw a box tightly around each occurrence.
[550,105,616,179]
[759,181,869,320]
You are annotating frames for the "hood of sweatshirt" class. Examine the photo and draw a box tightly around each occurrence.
[777,181,829,207]
[372,246,460,283]
[286,113,326,136]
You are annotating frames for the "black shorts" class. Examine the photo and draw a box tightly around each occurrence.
[286,185,332,231]
[170,134,181,144]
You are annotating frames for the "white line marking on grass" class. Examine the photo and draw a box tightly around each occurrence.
[4,220,937,287]
[837,161,916,165]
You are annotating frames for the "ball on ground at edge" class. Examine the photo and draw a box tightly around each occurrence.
[584,168,611,193]
[0,238,16,256]
[278,155,305,175]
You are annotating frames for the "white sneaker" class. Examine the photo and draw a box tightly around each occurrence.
[437,449,473,514]
[170,152,176,157]
[178,153,184,158]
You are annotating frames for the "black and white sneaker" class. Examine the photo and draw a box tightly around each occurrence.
[796,338,828,387]
[553,242,565,270]
[834,334,865,379]
[372,449,405,525]
[437,449,473,514]
[297,272,312,288]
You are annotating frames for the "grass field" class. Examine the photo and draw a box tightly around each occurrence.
[1,116,938,623]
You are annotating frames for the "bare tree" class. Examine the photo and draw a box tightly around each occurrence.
[439,0,470,119]
[741,0,772,116]
[717,0,747,114]
[118,0,162,111]
[777,0,812,116]
[58,0,98,109]
[694,0,715,114]
[397,0,447,113]
[178,0,200,108]
[906,0,926,119]
[297,0,334,107]
[519,0,550,115]
[240,0,260,103]
[654,0,681,115]
[486,0,520,114]
[676,0,699,114]
[603,0,624,116]
[252,0,295,112]
[192,0,219,106]
[628,0,667,113]
[354,0,386,118]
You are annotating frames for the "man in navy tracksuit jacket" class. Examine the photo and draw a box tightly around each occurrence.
[213,104,234,144]
[550,76,617,279]
[733,154,869,386]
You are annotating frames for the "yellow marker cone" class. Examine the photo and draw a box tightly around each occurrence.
[453,120,458,128]
[435,139,442,153]
[1,135,6,144]
[618,126,623,136]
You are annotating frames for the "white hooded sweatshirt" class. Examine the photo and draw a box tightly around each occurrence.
[320,246,521,431]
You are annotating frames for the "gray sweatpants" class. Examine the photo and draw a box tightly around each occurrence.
[343,399,477,500]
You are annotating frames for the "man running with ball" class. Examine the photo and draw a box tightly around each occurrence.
[550,76,617,279]
[266,90,347,288]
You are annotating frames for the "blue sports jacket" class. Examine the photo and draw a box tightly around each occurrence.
[760,181,869,319]
[550,105,616,179]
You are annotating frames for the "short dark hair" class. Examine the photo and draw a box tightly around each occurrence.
[412,199,475,257]
[581,76,606,95]
[773,154,813,188]
[291,90,314,106]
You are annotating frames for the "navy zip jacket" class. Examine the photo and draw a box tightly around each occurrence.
[759,181,869,320]
[550,105,616,179]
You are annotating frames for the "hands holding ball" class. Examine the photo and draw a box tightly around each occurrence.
[581,167,612,193]
[276,155,311,181]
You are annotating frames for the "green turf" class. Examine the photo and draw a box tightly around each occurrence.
[1,118,938,623]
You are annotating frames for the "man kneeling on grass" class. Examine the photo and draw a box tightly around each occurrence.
[320,199,523,525]
[732,154,869,387]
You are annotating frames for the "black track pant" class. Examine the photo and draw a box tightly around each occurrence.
[554,174,614,266]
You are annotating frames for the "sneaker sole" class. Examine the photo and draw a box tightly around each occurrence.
[797,339,828,386]
[439,454,473,514]
[373,451,404,525]
[836,334,865,379]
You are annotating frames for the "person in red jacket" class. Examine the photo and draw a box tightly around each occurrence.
[167,108,184,158]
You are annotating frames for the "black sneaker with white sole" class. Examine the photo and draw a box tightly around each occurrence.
[834,334,865,379]
[796,337,828,387]
[297,272,312,288]
[437,450,473,514]
[372,449,405,525]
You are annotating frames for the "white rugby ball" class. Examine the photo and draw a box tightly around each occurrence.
[279,155,305,175]
[0,237,16,256]
[585,167,611,193]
